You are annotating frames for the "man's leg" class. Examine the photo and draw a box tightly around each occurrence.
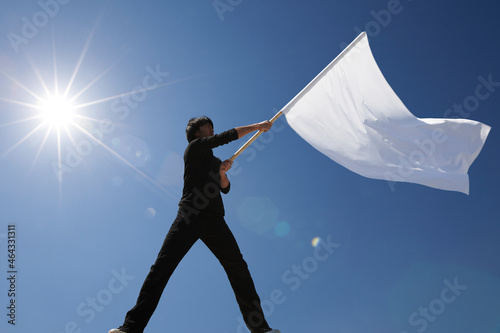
[121,213,200,333]
[201,217,271,332]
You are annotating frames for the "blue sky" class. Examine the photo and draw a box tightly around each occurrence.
[0,1,499,332]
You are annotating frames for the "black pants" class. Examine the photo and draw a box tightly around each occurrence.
[121,211,270,333]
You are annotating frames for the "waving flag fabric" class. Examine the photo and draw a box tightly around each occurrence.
[281,32,490,194]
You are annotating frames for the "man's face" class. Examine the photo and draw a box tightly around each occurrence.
[196,123,214,138]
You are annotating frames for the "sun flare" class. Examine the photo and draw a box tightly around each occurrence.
[38,95,76,128]
[0,30,170,195]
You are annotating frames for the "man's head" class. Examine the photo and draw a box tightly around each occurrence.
[185,116,214,142]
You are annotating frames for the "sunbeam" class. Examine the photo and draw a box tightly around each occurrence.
[28,126,52,176]
[0,123,45,158]
[0,68,44,102]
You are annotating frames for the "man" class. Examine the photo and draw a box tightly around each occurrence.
[109,117,281,333]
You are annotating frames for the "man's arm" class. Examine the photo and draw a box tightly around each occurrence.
[218,120,273,192]
[235,120,273,139]
[219,159,233,192]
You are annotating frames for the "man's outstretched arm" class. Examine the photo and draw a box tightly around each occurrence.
[235,121,273,139]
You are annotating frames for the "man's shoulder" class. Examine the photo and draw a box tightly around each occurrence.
[184,139,212,159]
[185,138,203,152]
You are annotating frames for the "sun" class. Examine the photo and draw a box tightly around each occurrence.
[0,30,172,196]
[38,95,76,129]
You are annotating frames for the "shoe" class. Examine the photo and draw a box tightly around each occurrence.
[109,328,127,333]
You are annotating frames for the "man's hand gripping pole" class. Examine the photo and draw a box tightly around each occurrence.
[229,111,283,161]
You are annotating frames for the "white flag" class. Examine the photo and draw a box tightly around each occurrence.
[282,32,491,194]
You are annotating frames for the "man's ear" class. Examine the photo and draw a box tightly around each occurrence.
[194,130,200,138]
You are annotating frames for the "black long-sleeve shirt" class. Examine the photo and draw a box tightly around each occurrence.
[178,128,239,217]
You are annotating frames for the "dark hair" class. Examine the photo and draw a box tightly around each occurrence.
[185,116,214,142]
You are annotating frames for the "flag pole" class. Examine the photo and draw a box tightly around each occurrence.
[229,110,283,161]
